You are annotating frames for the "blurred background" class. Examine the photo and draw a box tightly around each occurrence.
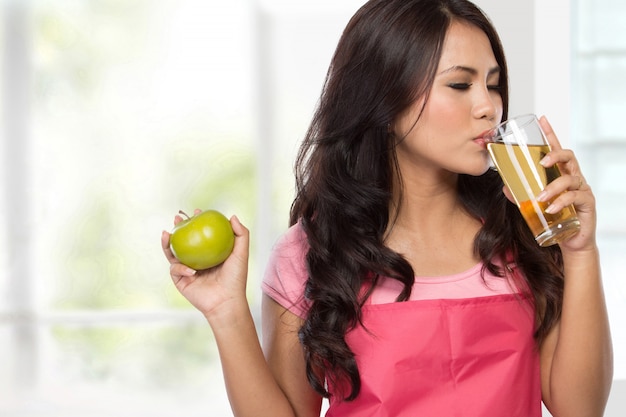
[0,0,624,416]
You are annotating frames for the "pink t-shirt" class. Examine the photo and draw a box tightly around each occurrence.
[262,222,517,319]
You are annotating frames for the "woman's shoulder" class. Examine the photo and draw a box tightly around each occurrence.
[274,220,309,253]
[261,221,311,318]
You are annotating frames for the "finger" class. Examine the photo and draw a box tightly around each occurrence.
[161,231,178,263]
[170,272,198,290]
[161,230,170,250]
[170,262,197,280]
[161,230,174,260]
[552,174,585,194]
[545,188,580,214]
[502,185,515,204]
[537,117,586,184]
[230,215,250,260]
[538,115,563,151]
[230,215,247,236]
[571,175,585,191]
[539,172,591,210]
[540,150,581,177]
[174,209,200,225]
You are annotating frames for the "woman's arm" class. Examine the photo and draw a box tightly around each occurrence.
[540,247,613,416]
[262,295,324,416]
[210,295,321,417]
[535,117,613,417]
[162,215,320,417]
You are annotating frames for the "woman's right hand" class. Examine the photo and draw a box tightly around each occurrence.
[161,211,250,322]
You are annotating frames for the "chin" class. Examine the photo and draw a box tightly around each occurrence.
[464,164,492,177]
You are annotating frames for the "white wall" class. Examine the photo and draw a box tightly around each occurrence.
[476,0,570,141]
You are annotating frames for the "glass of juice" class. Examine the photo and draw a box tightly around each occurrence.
[486,114,581,247]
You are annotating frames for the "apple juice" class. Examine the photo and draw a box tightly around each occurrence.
[487,142,580,246]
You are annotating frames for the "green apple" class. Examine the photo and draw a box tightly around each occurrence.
[169,209,235,270]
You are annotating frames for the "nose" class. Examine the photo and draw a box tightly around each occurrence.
[473,86,501,122]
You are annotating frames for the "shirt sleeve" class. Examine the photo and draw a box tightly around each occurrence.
[261,222,312,319]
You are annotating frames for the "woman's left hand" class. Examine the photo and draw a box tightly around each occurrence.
[535,115,597,252]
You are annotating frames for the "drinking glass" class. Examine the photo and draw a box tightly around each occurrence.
[486,114,581,246]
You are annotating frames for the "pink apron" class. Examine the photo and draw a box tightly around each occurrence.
[326,294,542,416]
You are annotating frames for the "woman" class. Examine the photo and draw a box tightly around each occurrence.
[162,0,613,415]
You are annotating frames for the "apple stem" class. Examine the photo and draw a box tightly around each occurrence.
[178,210,190,220]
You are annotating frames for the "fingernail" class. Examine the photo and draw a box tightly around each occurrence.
[537,191,548,202]
[540,156,551,167]
[185,268,197,276]
[545,204,557,214]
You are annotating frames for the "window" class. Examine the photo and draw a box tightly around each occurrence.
[572,0,626,383]
[0,1,361,415]
[1,1,257,414]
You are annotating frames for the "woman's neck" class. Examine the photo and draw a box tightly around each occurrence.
[386,170,482,276]
[392,169,462,230]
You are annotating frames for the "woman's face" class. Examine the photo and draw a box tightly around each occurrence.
[394,20,504,178]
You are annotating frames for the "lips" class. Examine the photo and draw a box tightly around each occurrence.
[473,129,495,147]
[476,129,494,141]
[473,138,487,148]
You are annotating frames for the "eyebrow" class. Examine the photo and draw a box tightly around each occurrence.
[439,65,501,76]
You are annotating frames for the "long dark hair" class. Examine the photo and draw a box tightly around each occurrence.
[289,0,563,401]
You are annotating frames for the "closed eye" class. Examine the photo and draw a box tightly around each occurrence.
[448,83,502,92]
[448,83,472,90]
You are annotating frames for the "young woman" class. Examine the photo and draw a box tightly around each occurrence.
[161,0,613,415]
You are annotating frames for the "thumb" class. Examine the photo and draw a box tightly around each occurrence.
[230,215,250,260]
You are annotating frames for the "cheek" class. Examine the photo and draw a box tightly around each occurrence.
[491,93,504,122]
[422,95,466,132]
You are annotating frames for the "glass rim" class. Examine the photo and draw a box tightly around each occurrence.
[487,113,543,144]
[491,113,538,133]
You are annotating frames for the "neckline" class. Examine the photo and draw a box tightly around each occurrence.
[413,262,483,284]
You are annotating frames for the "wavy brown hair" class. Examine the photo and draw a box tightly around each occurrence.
[289,0,563,401]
